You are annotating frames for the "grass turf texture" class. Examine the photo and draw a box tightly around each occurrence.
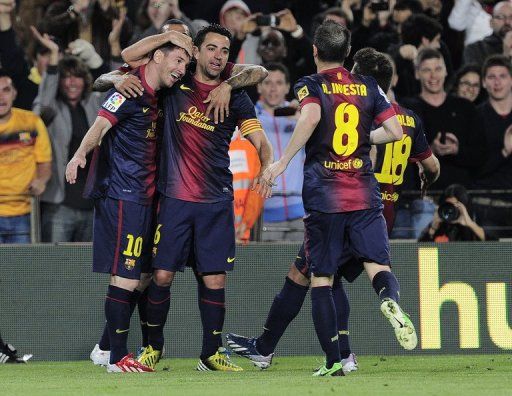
[1,355,511,395]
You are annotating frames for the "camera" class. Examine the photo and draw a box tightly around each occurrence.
[256,14,280,27]
[369,0,390,12]
[438,202,460,223]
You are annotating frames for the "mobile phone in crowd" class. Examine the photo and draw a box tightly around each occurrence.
[256,14,280,27]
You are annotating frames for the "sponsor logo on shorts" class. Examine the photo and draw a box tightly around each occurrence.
[116,328,129,334]
[124,258,136,270]
[212,330,222,335]
[152,247,158,257]
[227,257,235,263]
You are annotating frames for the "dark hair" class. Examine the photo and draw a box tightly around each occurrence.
[440,184,471,211]
[482,54,512,78]
[394,0,424,13]
[401,14,442,47]
[262,62,290,83]
[449,64,482,94]
[149,42,182,60]
[159,18,192,37]
[313,20,351,64]
[0,69,15,88]
[194,23,232,48]
[414,47,443,69]
[57,56,92,99]
[352,48,393,92]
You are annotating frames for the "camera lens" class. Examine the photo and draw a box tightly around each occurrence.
[437,202,460,222]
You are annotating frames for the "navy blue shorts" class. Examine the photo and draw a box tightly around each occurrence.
[294,242,365,282]
[303,207,390,277]
[152,196,235,274]
[93,197,155,280]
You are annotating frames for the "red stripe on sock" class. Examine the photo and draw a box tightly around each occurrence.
[148,295,170,305]
[200,298,225,307]
[106,296,130,304]
[112,200,124,275]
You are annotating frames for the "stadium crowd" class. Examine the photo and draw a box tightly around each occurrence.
[1,0,512,243]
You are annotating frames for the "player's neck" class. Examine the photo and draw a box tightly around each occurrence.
[316,61,343,73]
[489,94,512,116]
[420,90,446,107]
[386,89,396,103]
[144,63,161,91]
[194,70,221,85]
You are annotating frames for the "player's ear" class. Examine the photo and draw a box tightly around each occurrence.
[312,45,318,59]
[153,49,163,64]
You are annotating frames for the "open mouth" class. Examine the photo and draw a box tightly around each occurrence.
[209,61,222,70]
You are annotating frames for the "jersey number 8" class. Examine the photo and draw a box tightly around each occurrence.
[333,103,359,157]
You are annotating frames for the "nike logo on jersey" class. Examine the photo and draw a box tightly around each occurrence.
[227,257,235,263]
[180,84,193,91]
[143,107,150,113]
[212,330,222,335]
[116,329,129,334]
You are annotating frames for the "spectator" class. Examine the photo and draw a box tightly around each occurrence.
[310,7,351,38]
[219,0,259,64]
[463,1,512,65]
[32,31,103,242]
[0,2,44,110]
[255,63,304,241]
[390,13,453,99]
[473,54,512,239]
[392,0,424,34]
[0,70,52,243]
[451,64,484,104]
[131,0,194,44]
[399,48,485,237]
[229,129,264,244]
[418,184,486,241]
[448,0,493,45]
[41,0,133,65]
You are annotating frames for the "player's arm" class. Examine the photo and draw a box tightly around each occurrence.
[418,154,440,198]
[93,70,144,98]
[261,103,321,196]
[65,116,112,184]
[245,130,274,197]
[204,64,269,124]
[121,30,192,68]
[369,116,403,144]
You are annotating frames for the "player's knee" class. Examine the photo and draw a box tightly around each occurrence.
[287,265,310,287]
[153,270,174,287]
[202,272,226,289]
[110,275,139,291]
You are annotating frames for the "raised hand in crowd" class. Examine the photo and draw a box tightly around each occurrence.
[275,9,299,33]
[399,44,418,61]
[0,0,14,14]
[503,124,512,158]
[108,6,127,57]
[431,132,459,156]
[68,39,104,69]
[30,26,60,65]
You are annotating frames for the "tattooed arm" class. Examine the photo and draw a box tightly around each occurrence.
[93,70,145,98]
[204,64,268,123]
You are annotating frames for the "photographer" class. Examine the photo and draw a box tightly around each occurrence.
[419,184,486,241]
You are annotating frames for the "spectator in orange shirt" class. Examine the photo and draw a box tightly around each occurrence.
[229,129,264,243]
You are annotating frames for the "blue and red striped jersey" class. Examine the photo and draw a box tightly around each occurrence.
[294,66,396,213]
[84,65,160,205]
[158,68,263,203]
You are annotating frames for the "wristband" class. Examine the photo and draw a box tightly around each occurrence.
[291,25,304,38]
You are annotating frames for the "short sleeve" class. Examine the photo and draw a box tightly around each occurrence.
[33,116,52,163]
[234,92,263,136]
[98,89,132,126]
[368,76,395,125]
[409,113,432,162]
[293,76,321,108]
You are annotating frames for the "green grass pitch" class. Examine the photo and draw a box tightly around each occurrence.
[1,355,511,395]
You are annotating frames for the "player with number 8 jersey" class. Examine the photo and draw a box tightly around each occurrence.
[294,64,396,214]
